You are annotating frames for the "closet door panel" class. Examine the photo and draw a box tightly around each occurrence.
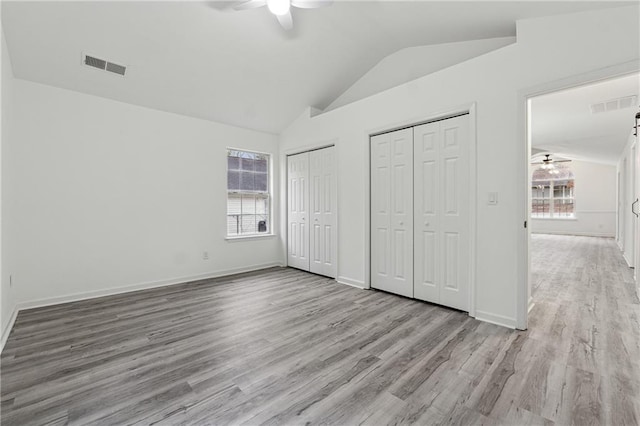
[309,151,324,273]
[371,128,413,298]
[287,152,310,271]
[309,146,337,278]
[439,115,469,310]
[414,122,440,302]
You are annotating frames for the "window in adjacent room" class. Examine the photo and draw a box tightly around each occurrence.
[227,149,270,236]
[531,163,575,219]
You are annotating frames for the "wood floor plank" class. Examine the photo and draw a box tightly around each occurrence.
[1,234,639,425]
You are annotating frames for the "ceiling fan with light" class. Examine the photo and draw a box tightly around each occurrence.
[234,0,332,30]
[530,154,571,169]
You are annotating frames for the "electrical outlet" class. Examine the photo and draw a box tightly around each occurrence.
[202,251,209,260]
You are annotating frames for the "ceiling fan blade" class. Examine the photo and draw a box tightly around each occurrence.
[234,0,267,11]
[554,159,572,163]
[276,11,293,30]
[291,0,332,9]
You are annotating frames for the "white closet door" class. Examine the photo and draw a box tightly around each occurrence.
[371,128,414,298]
[414,115,470,311]
[287,152,310,271]
[310,147,337,278]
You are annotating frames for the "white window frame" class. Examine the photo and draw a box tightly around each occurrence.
[531,175,575,219]
[226,148,273,238]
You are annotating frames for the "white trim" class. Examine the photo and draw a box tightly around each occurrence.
[283,140,339,278]
[623,253,633,268]
[225,234,277,242]
[337,276,367,289]
[475,310,517,329]
[364,102,478,311]
[528,299,535,313]
[531,231,615,238]
[283,140,336,157]
[226,148,274,239]
[517,60,640,332]
[468,103,478,318]
[572,210,617,214]
[1,306,19,354]
[14,262,284,312]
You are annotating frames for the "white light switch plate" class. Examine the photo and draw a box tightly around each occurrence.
[488,192,498,205]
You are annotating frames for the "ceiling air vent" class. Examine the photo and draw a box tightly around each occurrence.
[83,54,126,77]
[105,62,126,76]
[84,55,106,70]
[591,95,637,114]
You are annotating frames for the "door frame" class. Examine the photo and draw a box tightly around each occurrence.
[364,102,478,318]
[631,142,637,272]
[283,140,338,275]
[517,60,639,330]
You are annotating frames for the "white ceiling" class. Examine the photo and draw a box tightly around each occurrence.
[2,1,634,134]
[531,72,640,165]
[326,36,516,111]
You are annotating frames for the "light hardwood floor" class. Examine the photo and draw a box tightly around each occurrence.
[1,234,639,425]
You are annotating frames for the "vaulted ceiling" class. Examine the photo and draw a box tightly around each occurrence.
[531,72,640,165]
[2,1,633,134]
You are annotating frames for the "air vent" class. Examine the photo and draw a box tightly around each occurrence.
[105,62,126,76]
[84,55,106,70]
[591,95,637,114]
[83,54,126,77]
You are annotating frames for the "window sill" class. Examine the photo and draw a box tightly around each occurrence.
[531,217,577,221]
[225,234,277,242]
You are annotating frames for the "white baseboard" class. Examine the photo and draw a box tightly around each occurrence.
[13,262,285,314]
[337,276,367,290]
[1,306,19,353]
[531,231,615,238]
[475,310,517,329]
[623,254,634,268]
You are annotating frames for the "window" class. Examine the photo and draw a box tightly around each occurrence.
[227,149,270,236]
[531,163,575,219]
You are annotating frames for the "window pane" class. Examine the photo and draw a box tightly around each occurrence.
[240,172,255,191]
[531,184,550,198]
[255,159,267,173]
[227,149,271,236]
[228,215,240,236]
[228,156,240,171]
[241,158,256,172]
[228,170,240,191]
[553,199,574,217]
[255,172,268,192]
[532,199,550,218]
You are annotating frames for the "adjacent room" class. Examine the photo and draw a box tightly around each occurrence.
[1,1,639,424]
[527,74,640,425]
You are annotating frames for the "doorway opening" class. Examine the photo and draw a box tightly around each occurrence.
[525,72,640,328]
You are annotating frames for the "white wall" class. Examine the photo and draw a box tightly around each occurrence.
[279,6,640,328]
[326,37,515,112]
[7,79,281,307]
[531,160,616,237]
[1,22,18,347]
[618,131,638,267]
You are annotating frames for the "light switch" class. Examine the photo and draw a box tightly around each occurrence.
[488,192,498,205]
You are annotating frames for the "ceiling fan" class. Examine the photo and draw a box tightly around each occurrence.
[234,0,332,30]
[531,154,571,166]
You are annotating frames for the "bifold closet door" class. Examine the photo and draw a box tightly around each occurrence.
[414,115,470,311]
[287,152,310,270]
[370,128,414,298]
[287,147,337,278]
[309,147,337,278]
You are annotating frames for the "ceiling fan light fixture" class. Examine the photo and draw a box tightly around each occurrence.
[267,0,290,16]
